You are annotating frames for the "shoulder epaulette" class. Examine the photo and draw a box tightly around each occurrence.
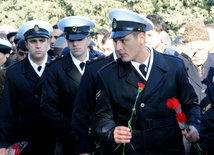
[99,60,116,72]
[46,55,64,66]
[86,55,106,65]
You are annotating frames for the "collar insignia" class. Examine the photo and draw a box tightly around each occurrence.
[202,103,212,115]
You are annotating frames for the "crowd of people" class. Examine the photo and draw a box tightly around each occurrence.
[0,8,213,155]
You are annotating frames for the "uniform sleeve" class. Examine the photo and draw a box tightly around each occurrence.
[177,60,201,130]
[92,71,117,150]
[199,82,214,151]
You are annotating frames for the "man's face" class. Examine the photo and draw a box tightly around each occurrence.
[26,37,49,62]
[113,32,145,63]
[9,36,17,54]
[17,49,28,61]
[145,30,162,50]
[67,36,91,60]
[0,52,9,66]
[184,40,209,66]
[50,28,63,50]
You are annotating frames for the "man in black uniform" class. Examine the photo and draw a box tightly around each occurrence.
[40,16,96,155]
[200,82,214,154]
[92,9,201,154]
[0,20,55,155]
[72,50,118,154]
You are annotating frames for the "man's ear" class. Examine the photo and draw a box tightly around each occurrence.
[138,32,146,44]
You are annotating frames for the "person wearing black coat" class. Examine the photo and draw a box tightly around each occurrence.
[199,82,214,154]
[0,20,55,155]
[72,51,117,154]
[92,9,201,155]
[40,16,97,155]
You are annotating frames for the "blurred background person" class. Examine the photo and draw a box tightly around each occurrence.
[205,23,214,54]
[16,39,29,61]
[0,38,12,104]
[47,24,63,57]
[0,33,7,39]
[50,24,63,51]
[101,32,115,55]
[172,23,186,46]
[0,38,12,68]
[7,32,17,54]
[182,19,213,84]
[7,32,17,62]
[94,28,108,51]
[53,36,67,56]
[146,14,178,56]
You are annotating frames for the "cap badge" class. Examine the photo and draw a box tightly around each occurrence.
[34,24,40,32]
[112,18,117,29]
[72,26,77,32]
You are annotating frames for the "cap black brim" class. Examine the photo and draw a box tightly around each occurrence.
[67,33,89,41]
[26,34,49,39]
[110,31,133,39]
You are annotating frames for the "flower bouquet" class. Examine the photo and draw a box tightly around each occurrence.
[166,97,202,155]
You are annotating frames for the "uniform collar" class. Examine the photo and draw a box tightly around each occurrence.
[28,53,48,77]
[69,50,89,74]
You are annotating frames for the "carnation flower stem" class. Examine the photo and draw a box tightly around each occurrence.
[122,88,143,155]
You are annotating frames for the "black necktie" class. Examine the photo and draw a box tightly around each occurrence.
[79,62,85,70]
[37,66,42,72]
[139,64,147,77]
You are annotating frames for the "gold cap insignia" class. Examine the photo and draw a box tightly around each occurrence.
[72,26,77,32]
[34,24,39,32]
[112,18,117,29]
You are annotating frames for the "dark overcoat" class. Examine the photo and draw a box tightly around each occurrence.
[72,54,114,154]
[0,57,55,155]
[40,52,95,154]
[199,82,214,154]
[93,50,201,155]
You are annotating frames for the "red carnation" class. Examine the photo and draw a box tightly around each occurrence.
[166,97,180,110]
[176,112,187,125]
[11,146,21,155]
[137,82,145,89]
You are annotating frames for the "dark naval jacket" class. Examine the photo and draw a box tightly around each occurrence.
[0,56,55,155]
[72,53,115,154]
[40,52,95,154]
[93,50,201,154]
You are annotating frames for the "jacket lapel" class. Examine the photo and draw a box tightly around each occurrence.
[22,58,40,83]
[143,51,167,100]
[118,60,141,89]
[62,54,82,84]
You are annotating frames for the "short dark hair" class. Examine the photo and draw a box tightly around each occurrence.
[7,32,17,40]
[52,24,58,29]
[101,32,110,45]
[95,28,109,39]
[132,31,141,38]
[17,39,28,51]
[146,14,166,32]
